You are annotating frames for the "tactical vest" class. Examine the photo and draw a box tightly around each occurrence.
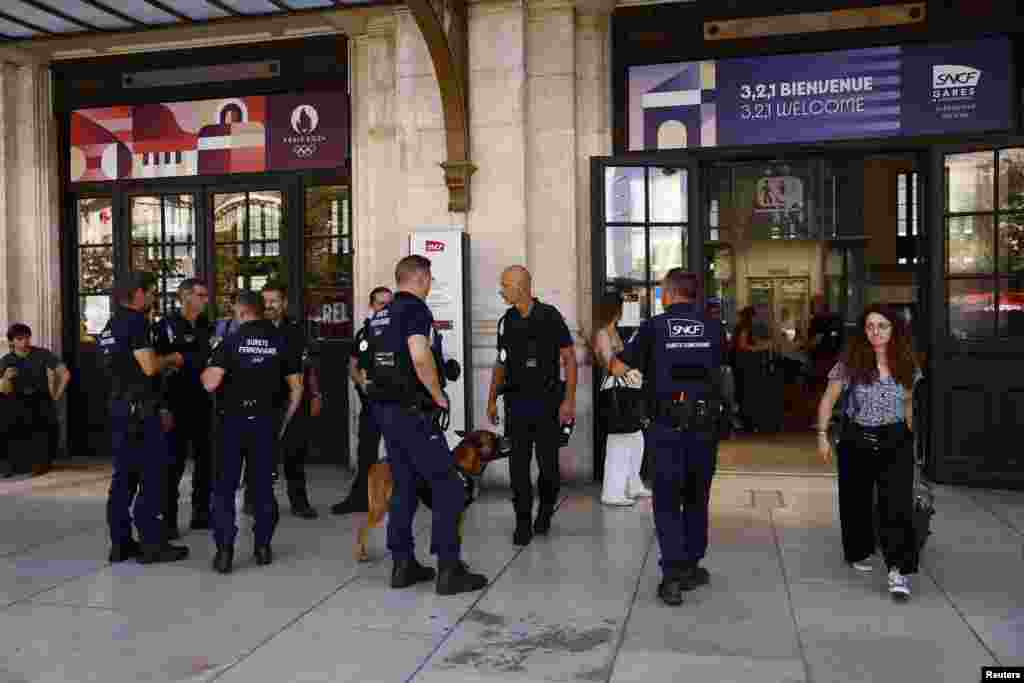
[358,303,445,406]
[649,307,721,400]
[220,321,285,415]
[98,308,156,400]
[497,304,561,393]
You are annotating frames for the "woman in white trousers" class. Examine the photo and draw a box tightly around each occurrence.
[593,293,651,506]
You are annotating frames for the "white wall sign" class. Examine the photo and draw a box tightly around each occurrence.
[410,228,470,448]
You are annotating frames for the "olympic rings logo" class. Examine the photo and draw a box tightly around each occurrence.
[293,144,318,158]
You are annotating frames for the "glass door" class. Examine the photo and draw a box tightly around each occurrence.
[928,142,1024,487]
[210,188,286,319]
[596,162,694,329]
[303,183,354,465]
[591,157,699,480]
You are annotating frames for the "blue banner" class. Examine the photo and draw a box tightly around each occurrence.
[628,38,1013,150]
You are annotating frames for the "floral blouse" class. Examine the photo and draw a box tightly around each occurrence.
[828,361,921,427]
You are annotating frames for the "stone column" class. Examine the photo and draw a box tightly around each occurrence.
[350,15,400,467]
[0,63,61,353]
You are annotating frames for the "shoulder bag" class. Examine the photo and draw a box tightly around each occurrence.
[598,374,648,434]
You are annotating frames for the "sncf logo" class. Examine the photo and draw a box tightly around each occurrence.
[932,65,982,88]
[425,240,445,252]
[668,318,704,338]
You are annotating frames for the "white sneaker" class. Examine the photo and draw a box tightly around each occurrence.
[888,569,911,599]
[851,558,874,573]
[627,480,652,499]
[601,497,635,507]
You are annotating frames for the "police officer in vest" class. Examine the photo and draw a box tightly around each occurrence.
[262,281,320,519]
[332,286,393,515]
[608,269,724,606]
[487,266,577,546]
[362,255,487,595]
[154,278,213,538]
[202,291,303,574]
[101,273,190,565]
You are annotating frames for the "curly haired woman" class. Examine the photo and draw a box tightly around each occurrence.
[816,304,922,601]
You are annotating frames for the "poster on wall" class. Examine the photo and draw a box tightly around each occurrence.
[410,228,470,449]
[628,37,1012,151]
[70,91,349,182]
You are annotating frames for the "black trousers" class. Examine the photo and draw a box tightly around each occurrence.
[166,399,213,525]
[836,423,916,574]
[280,410,310,500]
[346,399,382,504]
[507,396,561,521]
[1,394,55,474]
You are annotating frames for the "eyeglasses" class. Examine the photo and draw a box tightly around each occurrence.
[865,323,892,333]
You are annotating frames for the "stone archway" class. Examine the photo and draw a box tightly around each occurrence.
[405,0,475,212]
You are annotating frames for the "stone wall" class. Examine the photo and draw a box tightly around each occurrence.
[349,0,612,485]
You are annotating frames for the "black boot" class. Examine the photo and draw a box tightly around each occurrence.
[253,544,273,566]
[288,487,319,519]
[138,542,190,565]
[436,559,488,596]
[212,546,233,574]
[657,575,684,606]
[108,538,141,563]
[680,564,710,591]
[330,493,368,515]
[513,517,533,546]
[534,505,554,536]
[391,558,436,588]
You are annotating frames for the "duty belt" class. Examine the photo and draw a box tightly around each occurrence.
[655,395,722,433]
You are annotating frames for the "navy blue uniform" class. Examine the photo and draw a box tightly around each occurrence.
[98,306,169,548]
[154,311,213,527]
[208,320,300,549]
[364,292,464,564]
[497,300,573,523]
[618,303,723,574]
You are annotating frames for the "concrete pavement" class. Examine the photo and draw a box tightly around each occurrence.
[0,462,1020,682]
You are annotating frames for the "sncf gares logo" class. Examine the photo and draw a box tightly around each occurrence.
[668,318,704,338]
[425,240,445,252]
[932,65,982,101]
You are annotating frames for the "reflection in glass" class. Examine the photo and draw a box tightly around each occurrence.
[999,215,1024,275]
[649,226,686,282]
[947,215,994,274]
[605,167,645,223]
[948,278,996,340]
[79,246,114,292]
[80,295,111,337]
[650,168,687,223]
[945,151,994,213]
[606,226,645,281]
[214,193,246,242]
[998,278,1024,338]
[305,185,353,340]
[213,191,285,319]
[77,197,113,246]
[998,148,1024,210]
[614,284,649,327]
[705,245,735,327]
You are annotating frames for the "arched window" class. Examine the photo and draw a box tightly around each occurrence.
[657,120,687,150]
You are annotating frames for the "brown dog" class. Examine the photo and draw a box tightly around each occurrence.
[356,429,500,562]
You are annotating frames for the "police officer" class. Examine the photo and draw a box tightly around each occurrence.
[608,269,724,606]
[486,266,577,546]
[262,282,320,519]
[201,291,303,574]
[332,286,393,515]
[154,278,213,537]
[100,273,190,565]
[361,255,487,595]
